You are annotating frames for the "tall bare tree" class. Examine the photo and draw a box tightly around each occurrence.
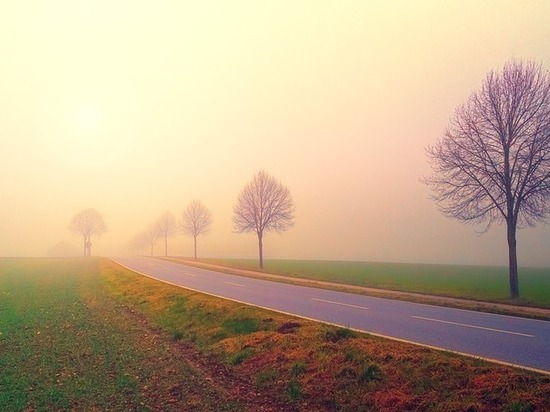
[155,211,178,257]
[180,200,213,259]
[68,208,107,256]
[424,60,550,299]
[233,170,295,268]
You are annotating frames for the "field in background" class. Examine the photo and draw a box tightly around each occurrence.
[1,257,549,411]
[195,258,550,308]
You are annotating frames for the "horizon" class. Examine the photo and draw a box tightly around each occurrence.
[5,255,547,271]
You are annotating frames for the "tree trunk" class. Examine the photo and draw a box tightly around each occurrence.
[193,236,197,259]
[83,235,91,256]
[150,243,154,256]
[258,232,263,269]
[165,236,168,257]
[507,219,520,299]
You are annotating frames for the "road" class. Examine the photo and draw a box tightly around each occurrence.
[112,256,550,373]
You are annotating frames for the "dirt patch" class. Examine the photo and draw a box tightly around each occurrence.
[277,322,301,334]
[117,301,292,411]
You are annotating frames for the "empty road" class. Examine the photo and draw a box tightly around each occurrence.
[112,256,550,373]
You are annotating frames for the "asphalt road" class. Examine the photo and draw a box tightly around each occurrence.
[112,256,550,373]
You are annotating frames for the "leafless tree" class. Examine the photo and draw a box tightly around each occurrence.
[68,208,107,256]
[233,170,295,268]
[155,211,178,257]
[424,60,550,299]
[128,232,148,256]
[146,224,159,256]
[180,200,213,259]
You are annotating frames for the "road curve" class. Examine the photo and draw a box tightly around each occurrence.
[112,256,550,373]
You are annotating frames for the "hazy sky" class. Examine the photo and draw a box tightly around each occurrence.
[1,1,549,266]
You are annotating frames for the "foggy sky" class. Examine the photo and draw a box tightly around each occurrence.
[1,1,549,266]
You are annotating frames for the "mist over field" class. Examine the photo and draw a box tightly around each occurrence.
[1,1,549,267]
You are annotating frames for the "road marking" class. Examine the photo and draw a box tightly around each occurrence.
[225,281,246,287]
[411,316,535,338]
[183,272,197,277]
[311,298,369,310]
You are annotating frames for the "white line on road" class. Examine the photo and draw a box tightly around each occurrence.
[411,316,535,337]
[183,272,197,277]
[225,281,246,287]
[311,298,369,310]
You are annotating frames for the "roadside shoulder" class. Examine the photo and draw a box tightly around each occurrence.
[159,257,550,321]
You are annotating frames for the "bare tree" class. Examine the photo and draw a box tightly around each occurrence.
[128,232,148,256]
[155,211,178,257]
[233,170,295,268]
[424,60,550,299]
[180,200,213,259]
[146,224,159,256]
[68,208,107,256]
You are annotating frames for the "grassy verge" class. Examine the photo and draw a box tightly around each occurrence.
[186,258,550,309]
[101,258,550,411]
[1,257,549,411]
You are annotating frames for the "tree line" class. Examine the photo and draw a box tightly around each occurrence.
[68,59,550,300]
[69,170,295,269]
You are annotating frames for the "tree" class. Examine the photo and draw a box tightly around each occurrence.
[68,208,107,256]
[155,211,177,257]
[128,232,148,256]
[180,200,213,259]
[233,170,295,268]
[424,60,550,299]
[146,224,159,256]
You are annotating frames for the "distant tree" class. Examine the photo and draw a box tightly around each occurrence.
[180,200,213,259]
[233,170,295,268]
[155,211,178,257]
[128,232,148,256]
[146,224,159,256]
[68,208,107,256]
[424,60,550,299]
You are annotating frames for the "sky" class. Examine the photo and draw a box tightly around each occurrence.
[1,1,549,267]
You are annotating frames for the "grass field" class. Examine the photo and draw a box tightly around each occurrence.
[1,257,549,411]
[0,258,242,411]
[195,258,550,308]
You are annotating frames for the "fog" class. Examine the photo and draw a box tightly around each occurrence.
[1,1,549,266]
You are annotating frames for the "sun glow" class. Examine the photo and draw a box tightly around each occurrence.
[58,104,120,168]
[77,106,101,131]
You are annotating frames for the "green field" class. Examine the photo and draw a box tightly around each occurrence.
[1,257,549,411]
[0,258,241,411]
[196,258,550,308]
